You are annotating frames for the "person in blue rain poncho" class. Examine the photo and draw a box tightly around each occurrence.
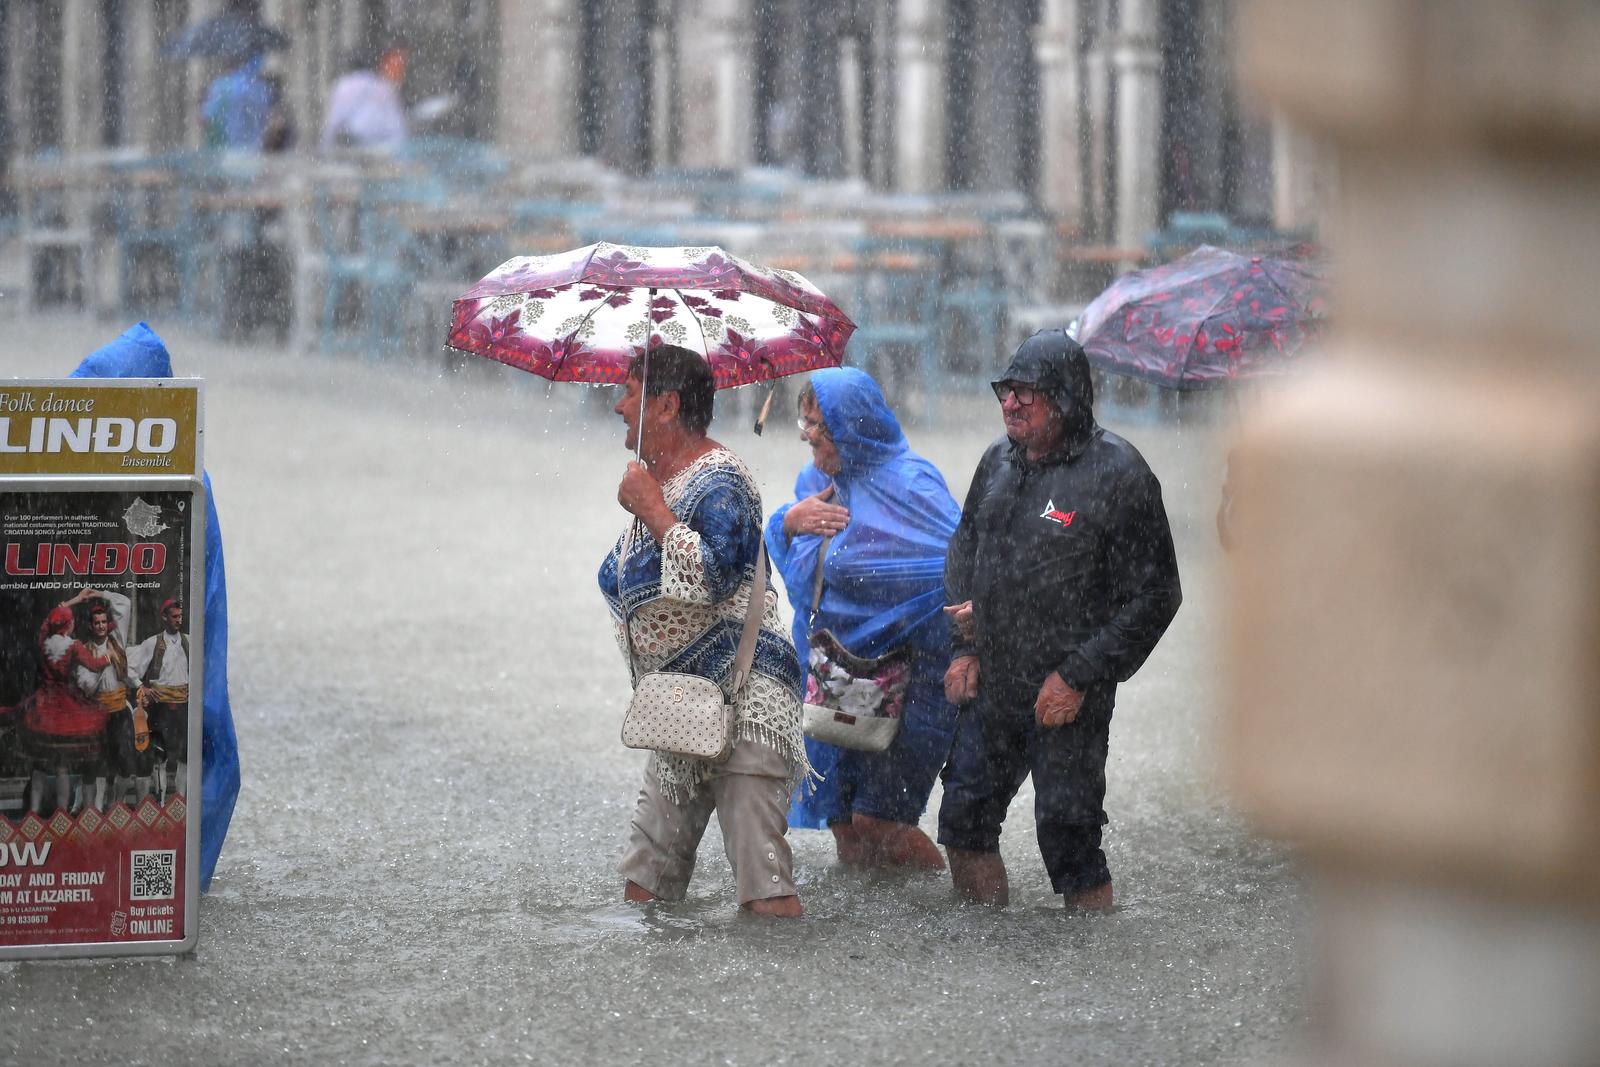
[71,323,240,892]
[765,368,971,868]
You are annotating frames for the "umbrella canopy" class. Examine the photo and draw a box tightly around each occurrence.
[1076,244,1329,390]
[446,242,856,389]
[161,12,289,61]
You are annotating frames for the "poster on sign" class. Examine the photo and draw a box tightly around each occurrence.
[0,380,203,959]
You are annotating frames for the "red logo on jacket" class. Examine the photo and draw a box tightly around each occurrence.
[1040,499,1077,527]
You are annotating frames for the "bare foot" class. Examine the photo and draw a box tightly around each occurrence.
[947,847,1009,905]
[832,821,872,866]
[1064,881,1113,912]
[743,894,803,918]
[853,814,945,871]
[623,880,661,903]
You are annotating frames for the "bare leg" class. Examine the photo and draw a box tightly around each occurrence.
[852,814,945,871]
[58,769,74,813]
[623,880,661,903]
[1064,880,1113,912]
[742,895,803,918]
[831,820,871,865]
[947,847,1009,905]
[28,770,47,814]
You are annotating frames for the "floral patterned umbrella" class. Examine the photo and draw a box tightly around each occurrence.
[445,242,856,390]
[1076,244,1329,390]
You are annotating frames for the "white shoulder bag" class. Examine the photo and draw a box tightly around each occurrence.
[618,534,767,763]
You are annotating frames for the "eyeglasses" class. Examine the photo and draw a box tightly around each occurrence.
[797,416,830,439]
[991,381,1040,406]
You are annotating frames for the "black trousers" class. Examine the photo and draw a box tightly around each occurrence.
[937,684,1112,895]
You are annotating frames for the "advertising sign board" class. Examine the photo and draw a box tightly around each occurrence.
[0,380,203,958]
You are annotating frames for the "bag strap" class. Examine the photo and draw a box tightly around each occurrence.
[808,534,834,623]
[729,540,767,696]
[619,520,768,699]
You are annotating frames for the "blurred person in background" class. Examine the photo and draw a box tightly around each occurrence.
[766,368,971,870]
[319,42,409,152]
[201,50,274,149]
[940,329,1182,910]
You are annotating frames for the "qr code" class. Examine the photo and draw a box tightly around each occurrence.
[130,850,176,900]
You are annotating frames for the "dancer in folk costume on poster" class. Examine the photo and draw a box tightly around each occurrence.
[130,598,191,802]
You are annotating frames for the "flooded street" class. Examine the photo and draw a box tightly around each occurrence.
[1,317,1304,1065]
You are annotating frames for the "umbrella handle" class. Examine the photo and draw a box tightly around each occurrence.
[752,385,776,436]
[635,288,654,465]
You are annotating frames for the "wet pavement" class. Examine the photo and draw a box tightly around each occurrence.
[0,317,1305,1065]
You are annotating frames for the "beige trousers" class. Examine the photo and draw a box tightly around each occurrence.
[619,740,797,905]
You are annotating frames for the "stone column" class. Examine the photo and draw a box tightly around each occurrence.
[1081,0,1113,240]
[1034,0,1083,224]
[497,0,580,161]
[892,0,945,194]
[1270,109,1331,234]
[60,0,104,152]
[796,0,844,178]
[119,0,164,151]
[675,0,754,169]
[838,32,864,180]
[1225,3,1600,1065]
[964,0,1032,192]
[1111,0,1160,253]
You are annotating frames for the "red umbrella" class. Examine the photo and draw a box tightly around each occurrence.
[446,242,855,391]
[1076,244,1329,390]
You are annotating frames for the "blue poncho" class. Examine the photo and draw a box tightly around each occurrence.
[71,323,240,891]
[764,368,960,828]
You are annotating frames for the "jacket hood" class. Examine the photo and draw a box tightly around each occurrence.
[993,328,1097,452]
[70,322,175,379]
[810,367,907,475]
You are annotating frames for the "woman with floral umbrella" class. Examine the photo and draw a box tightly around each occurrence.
[448,244,855,916]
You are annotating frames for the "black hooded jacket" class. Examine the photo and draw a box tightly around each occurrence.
[945,330,1182,705]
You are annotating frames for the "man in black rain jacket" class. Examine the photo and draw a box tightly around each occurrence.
[938,328,1181,909]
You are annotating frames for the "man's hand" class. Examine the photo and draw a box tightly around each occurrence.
[782,484,850,539]
[618,462,675,540]
[943,600,976,643]
[1034,671,1085,728]
[944,655,980,705]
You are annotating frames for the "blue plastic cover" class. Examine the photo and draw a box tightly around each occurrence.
[71,322,239,891]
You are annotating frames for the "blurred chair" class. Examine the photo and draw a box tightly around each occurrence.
[938,221,1013,374]
[310,178,418,355]
[574,220,683,249]
[846,235,945,423]
[397,136,510,191]
[106,152,209,317]
[16,152,99,312]
[1145,210,1233,260]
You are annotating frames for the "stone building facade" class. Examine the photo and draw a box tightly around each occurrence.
[1,0,1324,247]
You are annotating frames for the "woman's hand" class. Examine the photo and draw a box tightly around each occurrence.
[618,461,676,540]
[782,484,850,539]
